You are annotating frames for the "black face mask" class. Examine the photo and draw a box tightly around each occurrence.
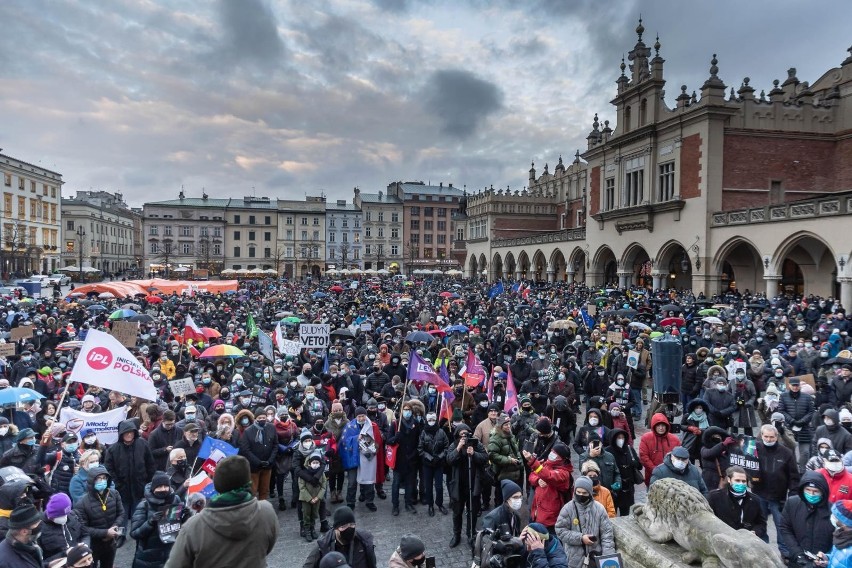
[410,557,426,567]
[339,526,355,543]
[574,493,592,505]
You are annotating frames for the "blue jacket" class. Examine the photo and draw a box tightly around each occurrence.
[339,420,362,471]
[69,469,89,504]
[828,544,852,568]
[526,537,569,568]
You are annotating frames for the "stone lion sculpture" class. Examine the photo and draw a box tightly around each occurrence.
[630,478,785,568]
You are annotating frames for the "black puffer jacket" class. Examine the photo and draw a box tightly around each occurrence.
[130,484,184,568]
[40,446,78,496]
[698,427,732,490]
[779,471,834,559]
[779,390,815,445]
[0,444,40,474]
[0,480,33,540]
[73,466,127,542]
[147,423,183,471]
[417,423,449,468]
[104,420,156,503]
[39,512,85,563]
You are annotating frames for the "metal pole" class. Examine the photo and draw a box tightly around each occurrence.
[467,453,473,544]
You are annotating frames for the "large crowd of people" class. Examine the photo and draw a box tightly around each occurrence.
[0,275,851,567]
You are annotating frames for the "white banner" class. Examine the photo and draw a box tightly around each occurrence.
[299,323,330,349]
[258,330,275,362]
[59,406,128,445]
[281,339,302,357]
[68,329,159,401]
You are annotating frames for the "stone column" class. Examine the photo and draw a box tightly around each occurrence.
[840,278,852,312]
[764,275,782,299]
[651,273,665,291]
[617,271,632,289]
[567,268,576,283]
[547,270,556,283]
[585,270,602,287]
[515,270,523,281]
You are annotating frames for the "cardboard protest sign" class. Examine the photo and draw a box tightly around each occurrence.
[168,377,196,397]
[281,340,301,357]
[586,304,597,317]
[607,331,623,345]
[299,323,330,349]
[360,322,372,332]
[11,325,33,342]
[626,350,640,369]
[726,360,747,379]
[110,321,139,348]
[0,344,16,357]
[787,374,815,389]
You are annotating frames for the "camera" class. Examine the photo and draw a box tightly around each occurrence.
[488,535,525,568]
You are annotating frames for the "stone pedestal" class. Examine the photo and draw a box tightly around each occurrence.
[611,516,695,568]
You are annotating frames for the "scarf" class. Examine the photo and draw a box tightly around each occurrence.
[688,411,709,429]
[210,481,254,509]
[835,527,852,550]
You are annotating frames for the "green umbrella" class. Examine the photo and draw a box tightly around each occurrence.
[283,316,301,324]
[649,331,664,338]
[108,309,138,320]
[697,308,720,316]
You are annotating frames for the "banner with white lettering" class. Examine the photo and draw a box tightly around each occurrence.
[59,406,129,445]
[67,329,158,401]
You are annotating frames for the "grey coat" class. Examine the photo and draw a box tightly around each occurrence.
[555,499,615,568]
[650,454,708,495]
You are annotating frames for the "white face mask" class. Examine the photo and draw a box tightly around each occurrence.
[479,401,488,408]
[0,427,8,436]
[84,435,97,444]
[87,461,99,470]
[547,453,559,462]
[508,497,523,511]
[616,438,625,448]
[826,461,844,474]
[588,418,599,426]
[52,515,68,525]
[671,458,688,470]
[426,419,437,426]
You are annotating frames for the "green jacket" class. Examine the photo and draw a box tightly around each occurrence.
[487,428,523,481]
[578,449,622,490]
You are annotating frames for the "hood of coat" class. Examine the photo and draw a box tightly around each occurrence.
[86,465,113,491]
[649,412,671,434]
[798,470,830,505]
[701,426,729,448]
[199,498,267,540]
[117,419,138,441]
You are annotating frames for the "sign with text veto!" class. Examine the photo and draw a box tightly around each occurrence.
[299,323,330,350]
[68,329,158,402]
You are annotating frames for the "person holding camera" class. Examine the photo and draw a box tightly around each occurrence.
[521,522,569,568]
[130,471,187,567]
[555,476,615,568]
[447,424,488,548]
[237,409,278,501]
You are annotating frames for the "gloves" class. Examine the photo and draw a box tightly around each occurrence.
[260,461,269,468]
[611,481,622,491]
[152,510,164,522]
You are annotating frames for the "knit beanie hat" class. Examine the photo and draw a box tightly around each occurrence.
[574,476,594,496]
[9,503,41,529]
[354,406,367,417]
[500,479,522,502]
[452,408,464,423]
[15,428,36,443]
[331,402,344,414]
[332,505,356,529]
[399,534,425,560]
[65,544,93,566]
[535,417,552,435]
[526,522,550,542]
[151,471,171,491]
[840,408,852,423]
[551,442,571,461]
[832,500,852,528]
[45,493,72,520]
[213,455,251,493]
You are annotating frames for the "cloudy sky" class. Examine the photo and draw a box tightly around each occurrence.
[1,0,849,206]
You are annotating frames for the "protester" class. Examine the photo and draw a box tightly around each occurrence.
[0,503,44,568]
[302,506,376,568]
[39,492,85,563]
[165,455,278,567]
[707,466,768,540]
[104,419,156,520]
[555,476,615,567]
[129,471,187,567]
[74,466,126,568]
[388,534,426,568]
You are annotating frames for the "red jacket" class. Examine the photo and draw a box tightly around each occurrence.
[639,413,680,486]
[819,468,852,503]
[527,456,573,527]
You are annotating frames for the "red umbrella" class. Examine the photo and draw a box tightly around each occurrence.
[660,317,685,327]
[439,291,453,298]
[201,327,222,339]
[330,285,344,293]
[429,329,447,337]
[145,296,163,304]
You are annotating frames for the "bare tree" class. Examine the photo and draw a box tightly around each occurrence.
[155,238,175,277]
[405,236,419,274]
[337,241,351,268]
[272,245,288,275]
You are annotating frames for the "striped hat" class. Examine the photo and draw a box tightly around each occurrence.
[832,500,852,528]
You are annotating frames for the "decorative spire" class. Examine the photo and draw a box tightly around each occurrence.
[636,16,644,42]
[737,76,755,99]
[701,53,725,90]
[592,113,599,130]
[654,34,661,57]
[620,55,626,76]
[602,120,612,135]
[574,150,581,164]
[769,78,784,97]
[690,91,698,104]
[709,54,719,78]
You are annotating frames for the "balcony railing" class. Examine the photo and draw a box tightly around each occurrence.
[491,227,586,248]
[711,193,852,227]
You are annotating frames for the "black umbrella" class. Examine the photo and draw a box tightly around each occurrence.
[648,298,666,304]
[330,328,355,338]
[746,303,767,309]
[616,308,638,318]
[825,357,852,366]
[660,304,681,312]
[406,331,434,343]
[129,314,154,323]
[693,299,714,306]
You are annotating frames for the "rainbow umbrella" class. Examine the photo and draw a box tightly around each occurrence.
[199,345,245,359]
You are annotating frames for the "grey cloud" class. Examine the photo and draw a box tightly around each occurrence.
[421,69,504,138]
[216,0,285,68]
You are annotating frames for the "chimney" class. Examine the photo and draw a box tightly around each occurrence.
[379,191,383,200]
[448,183,453,188]
[439,182,443,188]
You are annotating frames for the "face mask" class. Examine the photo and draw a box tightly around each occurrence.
[716,385,727,391]
[574,493,592,505]
[826,461,844,474]
[508,497,523,511]
[185,413,196,420]
[302,440,313,449]
[403,410,412,419]
[547,453,559,461]
[94,480,108,492]
[763,440,776,447]
[65,443,78,453]
[616,438,625,448]
[805,492,823,505]
[588,418,599,426]
[0,427,8,436]
[597,371,604,377]
[693,408,704,415]
[52,515,68,525]
[826,419,836,427]
[671,458,688,470]
[378,404,386,411]
[339,526,356,543]
[202,378,211,385]
[479,401,488,408]
[775,372,783,378]
[240,418,250,426]
[23,439,36,447]
[427,419,437,426]
[306,394,315,401]
[240,398,251,406]
[310,462,321,470]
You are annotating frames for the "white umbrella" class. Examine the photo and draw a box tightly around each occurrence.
[235,268,250,275]
[326,269,338,275]
[377,269,390,275]
[172,266,190,272]
[446,269,463,276]
[349,268,363,274]
[98,292,115,299]
[702,316,724,325]
[364,268,378,275]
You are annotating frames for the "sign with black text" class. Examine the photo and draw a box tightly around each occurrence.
[299,323,330,349]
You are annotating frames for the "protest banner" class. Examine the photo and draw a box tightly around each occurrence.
[67,329,158,401]
[360,322,372,332]
[168,377,196,398]
[110,321,139,348]
[0,344,16,357]
[626,350,640,369]
[157,504,185,544]
[787,373,815,389]
[60,406,129,444]
[607,331,623,345]
[11,325,33,342]
[729,436,760,481]
[726,360,747,378]
[258,329,274,362]
[586,304,597,317]
[251,385,271,407]
[299,323,330,349]
[281,339,301,357]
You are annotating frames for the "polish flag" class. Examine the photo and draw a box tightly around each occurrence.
[184,315,205,344]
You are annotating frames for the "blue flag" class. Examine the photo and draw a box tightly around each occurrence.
[511,281,521,293]
[323,353,330,374]
[198,436,239,462]
[488,281,504,299]
[580,308,595,329]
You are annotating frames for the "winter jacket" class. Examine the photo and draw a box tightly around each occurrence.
[69,469,90,504]
[779,390,816,444]
[104,420,156,503]
[446,426,488,501]
[0,444,40,474]
[729,378,758,428]
[699,427,733,490]
[418,423,449,468]
[650,454,708,495]
[555,499,615,568]
[779,471,834,559]
[818,468,852,504]
[130,484,184,568]
[577,449,621,491]
[811,410,852,455]
[488,427,523,483]
[681,362,700,397]
[147,423,183,471]
[39,512,85,563]
[73,466,127,543]
[525,538,570,568]
[39,446,78,496]
[572,409,610,456]
[165,497,278,568]
[528,456,573,527]
[606,429,642,493]
[0,539,42,568]
[832,377,852,407]
[0,426,19,457]
[704,387,736,429]
[302,527,376,568]
[638,414,680,486]
[752,441,800,502]
[387,416,422,474]
[706,487,767,538]
[480,503,522,536]
[511,408,540,449]
[237,422,278,472]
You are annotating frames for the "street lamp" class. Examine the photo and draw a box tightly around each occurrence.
[76,226,86,282]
